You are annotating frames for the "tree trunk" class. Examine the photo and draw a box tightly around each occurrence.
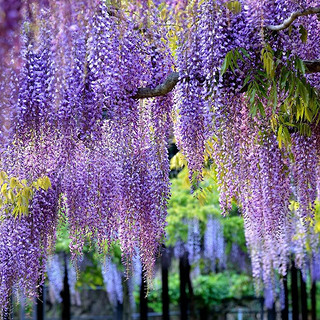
[299,271,308,320]
[199,307,208,320]
[260,297,264,320]
[115,302,123,320]
[61,255,70,320]
[291,262,299,320]
[36,285,45,320]
[186,258,196,320]
[267,304,276,320]
[161,246,170,320]
[281,275,289,320]
[179,252,188,320]
[122,280,132,320]
[311,281,317,320]
[140,269,148,320]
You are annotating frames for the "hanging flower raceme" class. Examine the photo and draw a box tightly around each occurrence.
[102,258,123,307]
[47,255,64,303]
[186,218,201,265]
[55,0,174,284]
[0,178,60,307]
[204,216,225,271]
[186,0,320,289]
[0,0,175,306]
[1,0,320,308]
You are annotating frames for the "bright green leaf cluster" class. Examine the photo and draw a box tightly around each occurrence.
[225,1,242,14]
[0,171,51,219]
[221,48,250,77]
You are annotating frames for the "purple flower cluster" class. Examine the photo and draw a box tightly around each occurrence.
[0,0,22,61]
[186,218,201,265]
[204,217,225,271]
[102,258,123,307]
[0,179,59,307]
[47,255,63,303]
[311,249,320,282]
[0,0,175,305]
[174,3,208,183]
[229,243,248,273]
[1,0,320,306]
[181,0,320,288]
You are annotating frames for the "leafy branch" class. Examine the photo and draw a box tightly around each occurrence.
[0,172,51,219]
[220,45,320,146]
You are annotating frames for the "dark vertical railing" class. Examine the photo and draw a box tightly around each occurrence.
[122,280,132,320]
[179,251,188,320]
[281,274,289,320]
[36,285,45,320]
[299,271,308,320]
[311,280,317,320]
[140,269,148,320]
[291,262,299,320]
[115,301,123,320]
[267,304,276,320]
[161,246,170,320]
[61,255,71,320]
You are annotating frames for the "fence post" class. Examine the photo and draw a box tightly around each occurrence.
[140,269,148,320]
[311,281,316,320]
[291,262,299,320]
[161,246,170,320]
[61,254,71,320]
[299,271,308,320]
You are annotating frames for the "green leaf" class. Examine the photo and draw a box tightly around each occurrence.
[299,25,308,43]
[280,69,290,89]
[1,183,8,195]
[250,87,256,105]
[295,57,306,75]
[304,105,313,122]
[9,177,18,189]
[226,1,242,13]
[241,75,251,91]
[257,101,266,117]
[220,57,229,76]
[239,48,250,59]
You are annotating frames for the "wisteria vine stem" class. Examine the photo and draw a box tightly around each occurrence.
[267,6,320,31]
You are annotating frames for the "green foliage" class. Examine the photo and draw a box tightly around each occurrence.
[220,46,320,149]
[0,171,51,219]
[166,168,221,246]
[193,273,255,307]
[75,253,104,290]
[170,152,188,171]
[166,168,246,254]
[145,272,254,312]
[55,210,71,253]
[221,48,249,76]
[223,216,247,253]
[299,25,308,44]
[225,1,242,14]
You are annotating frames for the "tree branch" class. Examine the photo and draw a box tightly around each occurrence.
[133,6,320,100]
[133,72,179,99]
[305,60,320,73]
[267,6,320,31]
[134,58,320,99]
